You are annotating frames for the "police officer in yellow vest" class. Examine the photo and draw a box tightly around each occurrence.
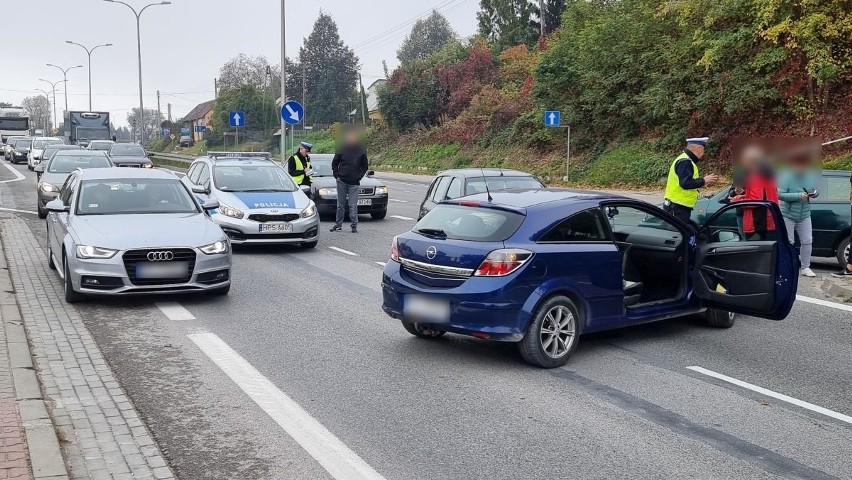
[664,137,719,223]
[287,141,314,187]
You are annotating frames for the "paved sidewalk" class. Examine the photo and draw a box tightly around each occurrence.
[0,216,173,480]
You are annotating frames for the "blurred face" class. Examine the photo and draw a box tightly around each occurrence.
[345,130,359,146]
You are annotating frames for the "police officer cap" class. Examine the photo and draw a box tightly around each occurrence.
[300,141,313,151]
[686,137,709,146]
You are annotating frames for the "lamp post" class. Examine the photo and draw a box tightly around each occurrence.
[103,0,171,144]
[45,64,82,132]
[38,78,65,131]
[65,41,113,110]
[280,0,286,161]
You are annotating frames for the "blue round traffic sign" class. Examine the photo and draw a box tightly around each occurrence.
[281,100,304,125]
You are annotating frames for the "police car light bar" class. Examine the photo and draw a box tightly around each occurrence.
[208,151,272,160]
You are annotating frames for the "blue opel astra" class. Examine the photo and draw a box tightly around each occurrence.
[381,189,799,368]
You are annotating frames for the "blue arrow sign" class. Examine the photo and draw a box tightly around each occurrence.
[544,110,561,127]
[281,100,304,125]
[229,111,245,128]
[162,127,170,136]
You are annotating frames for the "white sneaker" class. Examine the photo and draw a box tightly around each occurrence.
[801,267,817,278]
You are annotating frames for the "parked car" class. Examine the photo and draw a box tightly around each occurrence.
[45,168,230,302]
[107,143,153,168]
[179,135,193,147]
[36,151,113,218]
[419,169,545,219]
[382,189,798,368]
[28,137,65,170]
[307,154,389,220]
[3,136,29,161]
[88,140,115,152]
[181,152,319,247]
[693,170,851,267]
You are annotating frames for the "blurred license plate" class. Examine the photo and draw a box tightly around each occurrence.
[136,262,187,279]
[357,199,372,206]
[259,223,293,233]
[404,295,450,322]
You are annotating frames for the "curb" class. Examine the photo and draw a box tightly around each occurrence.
[0,233,69,479]
[821,278,852,300]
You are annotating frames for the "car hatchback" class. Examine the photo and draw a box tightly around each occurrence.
[382,190,799,368]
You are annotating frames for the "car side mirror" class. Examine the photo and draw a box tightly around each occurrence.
[300,185,312,195]
[367,170,375,177]
[202,199,220,211]
[191,185,210,195]
[45,199,69,213]
[712,229,741,243]
[33,163,45,173]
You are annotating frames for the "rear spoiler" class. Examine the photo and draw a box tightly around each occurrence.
[441,199,527,216]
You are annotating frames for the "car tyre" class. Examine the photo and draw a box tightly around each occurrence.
[519,295,580,368]
[837,236,851,268]
[47,243,56,271]
[371,210,387,220]
[401,321,446,339]
[706,309,736,328]
[37,204,47,219]
[301,241,318,249]
[209,284,231,296]
[63,255,83,304]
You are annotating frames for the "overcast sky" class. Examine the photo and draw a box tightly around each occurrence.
[3,0,479,127]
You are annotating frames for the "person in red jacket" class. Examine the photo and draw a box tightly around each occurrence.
[732,146,779,241]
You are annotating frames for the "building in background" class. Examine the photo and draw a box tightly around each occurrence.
[366,79,387,123]
[182,100,216,143]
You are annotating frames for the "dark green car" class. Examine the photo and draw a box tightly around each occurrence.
[692,170,851,267]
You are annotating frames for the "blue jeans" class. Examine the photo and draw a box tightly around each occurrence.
[335,180,360,227]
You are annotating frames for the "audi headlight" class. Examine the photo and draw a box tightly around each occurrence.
[200,240,229,255]
[318,187,337,197]
[76,245,118,259]
[301,204,317,218]
[40,183,59,193]
[376,186,389,196]
[218,203,244,219]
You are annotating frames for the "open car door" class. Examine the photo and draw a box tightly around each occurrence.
[693,201,799,320]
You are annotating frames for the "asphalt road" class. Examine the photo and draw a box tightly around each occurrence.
[1,158,851,479]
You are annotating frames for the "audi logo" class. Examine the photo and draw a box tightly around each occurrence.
[426,246,437,260]
[146,251,174,261]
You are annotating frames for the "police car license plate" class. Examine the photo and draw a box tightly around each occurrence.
[136,262,188,279]
[403,295,450,322]
[357,199,372,206]
[259,223,293,233]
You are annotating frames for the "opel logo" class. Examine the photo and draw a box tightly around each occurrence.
[426,246,437,260]
[147,251,174,262]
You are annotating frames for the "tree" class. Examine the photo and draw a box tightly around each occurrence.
[218,54,279,93]
[397,10,457,64]
[477,0,538,51]
[539,0,566,35]
[127,108,163,142]
[299,13,359,124]
[0,102,12,108]
[209,85,278,135]
[22,96,51,131]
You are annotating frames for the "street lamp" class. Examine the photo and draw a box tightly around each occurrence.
[45,63,83,126]
[38,78,65,130]
[65,41,113,110]
[103,0,171,144]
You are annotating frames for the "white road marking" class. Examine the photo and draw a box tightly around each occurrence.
[687,366,852,425]
[0,207,38,215]
[188,332,386,480]
[796,294,852,313]
[0,161,26,183]
[155,302,196,321]
[388,199,408,203]
[389,215,414,221]
[375,261,387,267]
[329,246,358,256]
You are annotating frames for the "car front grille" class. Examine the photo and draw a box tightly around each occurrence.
[359,187,375,196]
[247,213,300,223]
[122,248,196,286]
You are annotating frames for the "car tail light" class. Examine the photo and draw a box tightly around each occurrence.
[391,236,400,262]
[474,249,533,277]
[458,200,480,207]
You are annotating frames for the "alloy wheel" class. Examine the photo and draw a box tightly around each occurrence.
[539,305,576,359]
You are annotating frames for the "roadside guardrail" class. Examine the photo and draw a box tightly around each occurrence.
[150,151,195,164]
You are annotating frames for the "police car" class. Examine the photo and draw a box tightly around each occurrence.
[181,152,320,247]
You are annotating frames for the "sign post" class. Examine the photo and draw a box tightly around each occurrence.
[281,100,304,155]
[229,110,245,148]
[544,110,571,182]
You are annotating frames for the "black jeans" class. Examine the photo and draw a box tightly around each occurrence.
[664,202,693,225]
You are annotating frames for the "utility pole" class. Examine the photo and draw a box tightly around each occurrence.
[302,62,307,127]
[214,78,218,98]
[358,73,367,125]
[539,0,546,39]
[167,103,172,123]
[280,0,287,161]
[156,90,162,138]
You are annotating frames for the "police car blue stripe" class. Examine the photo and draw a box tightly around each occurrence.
[231,192,296,209]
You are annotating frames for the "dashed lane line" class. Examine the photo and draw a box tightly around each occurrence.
[687,366,852,425]
[389,215,414,221]
[375,261,387,267]
[188,332,386,480]
[0,207,38,215]
[0,161,27,183]
[155,302,196,321]
[796,294,852,314]
[388,199,408,203]
[329,246,358,256]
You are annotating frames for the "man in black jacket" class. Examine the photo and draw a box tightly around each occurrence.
[331,130,369,233]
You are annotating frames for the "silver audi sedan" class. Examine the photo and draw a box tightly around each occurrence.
[45,168,231,302]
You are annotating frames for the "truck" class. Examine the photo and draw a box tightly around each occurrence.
[66,111,113,147]
[0,106,30,143]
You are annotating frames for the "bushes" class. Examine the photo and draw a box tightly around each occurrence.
[579,144,671,187]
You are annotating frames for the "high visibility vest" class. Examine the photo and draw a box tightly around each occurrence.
[291,154,312,185]
[664,152,699,208]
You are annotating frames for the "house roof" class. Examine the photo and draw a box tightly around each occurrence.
[182,100,216,122]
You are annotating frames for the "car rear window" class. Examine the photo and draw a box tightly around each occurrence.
[414,204,524,242]
[465,176,543,195]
